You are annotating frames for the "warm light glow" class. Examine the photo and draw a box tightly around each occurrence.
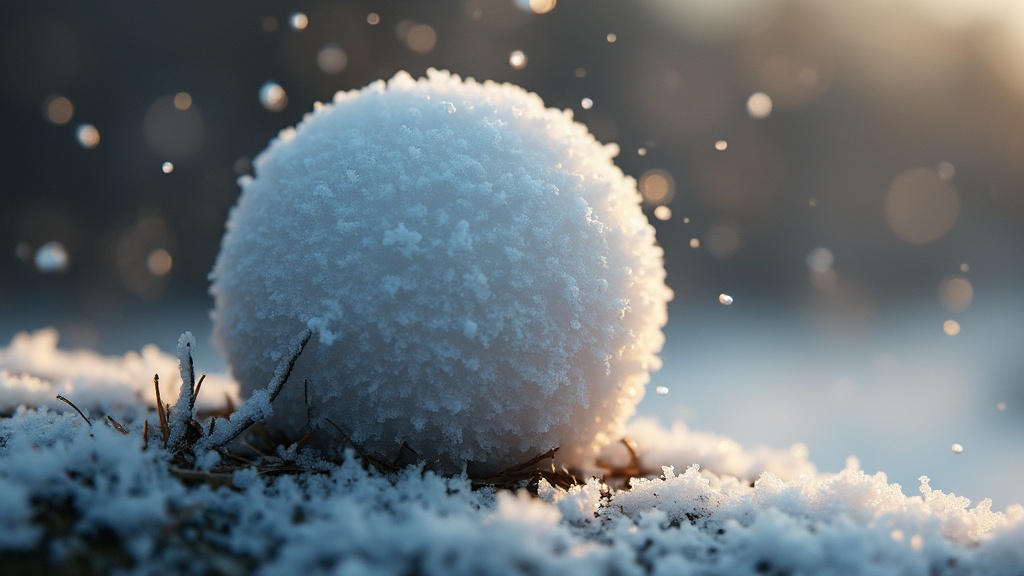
[43,95,74,125]
[746,92,773,118]
[161,161,174,174]
[689,238,700,249]
[317,44,348,74]
[173,92,192,111]
[718,293,734,305]
[580,97,593,110]
[289,12,308,30]
[885,167,960,244]
[655,386,668,395]
[509,50,527,70]
[714,139,728,151]
[653,206,672,221]
[529,0,557,14]
[951,443,964,454]
[76,124,100,148]
[259,82,288,112]
[942,319,961,336]
[638,169,675,204]
[367,13,380,25]
[404,23,437,54]
[147,248,173,276]
[938,276,973,311]
[606,33,618,43]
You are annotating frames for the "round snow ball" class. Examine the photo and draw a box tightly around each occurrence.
[211,69,672,473]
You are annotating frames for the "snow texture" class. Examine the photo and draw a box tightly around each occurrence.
[210,69,673,473]
[1,403,1022,575]
[0,328,238,417]
[1,332,1022,574]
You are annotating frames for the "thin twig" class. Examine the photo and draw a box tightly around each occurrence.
[154,374,169,446]
[196,328,312,450]
[56,394,91,426]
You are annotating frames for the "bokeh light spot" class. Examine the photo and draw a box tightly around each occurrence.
[806,247,834,272]
[714,139,728,151]
[76,124,100,148]
[367,13,380,25]
[402,23,437,54]
[942,319,961,336]
[289,12,308,30]
[653,206,672,221]
[746,91,773,118]
[43,95,74,125]
[259,82,288,112]
[719,293,734,305]
[317,44,348,75]
[509,50,528,69]
[34,241,69,273]
[938,276,973,311]
[523,0,557,14]
[580,97,593,110]
[639,169,675,205]
[161,162,174,174]
[885,167,960,244]
[173,92,192,111]
[146,248,173,276]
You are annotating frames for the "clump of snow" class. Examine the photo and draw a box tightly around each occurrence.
[0,329,238,417]
[1,334,1022,573]
[1,405,1022,575]
[210,68,673,473]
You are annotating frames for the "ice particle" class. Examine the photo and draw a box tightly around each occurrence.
[655,386,668,395]
[951,443,964,454]
[161,161,174,174]
[211,69,672,473]
[718,293,734,305]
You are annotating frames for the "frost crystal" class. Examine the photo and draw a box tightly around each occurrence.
[210,69,672,472]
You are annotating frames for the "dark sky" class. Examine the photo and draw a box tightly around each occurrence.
[2,0,1024,348]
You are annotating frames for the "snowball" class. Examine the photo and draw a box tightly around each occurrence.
[210,69,672,473]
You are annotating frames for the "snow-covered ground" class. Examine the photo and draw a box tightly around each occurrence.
[2,327,1022,574]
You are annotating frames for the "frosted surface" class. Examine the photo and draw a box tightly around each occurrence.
[210,69,672,472]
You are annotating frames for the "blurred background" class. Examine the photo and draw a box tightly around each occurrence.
[2,0,1022,508]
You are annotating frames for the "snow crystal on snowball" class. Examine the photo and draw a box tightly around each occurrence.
[210,68,672,472]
